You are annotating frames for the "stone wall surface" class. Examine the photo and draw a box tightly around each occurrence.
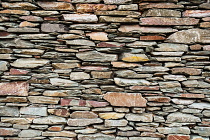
[0,0,210,139]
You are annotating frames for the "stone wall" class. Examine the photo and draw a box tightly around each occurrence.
[0,0,210,139]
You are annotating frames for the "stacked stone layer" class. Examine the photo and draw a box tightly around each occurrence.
[0,0,210,140]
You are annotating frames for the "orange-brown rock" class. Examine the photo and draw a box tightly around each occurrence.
[103,92,147,107]
[0,128,21,136]
[19,21,38,27]
[140,35,166,41]
[130,86,159,91]
[171,68,201,75]
[190,44,203,50]
[180,94,205,98]
[76,4,117,13]
[0,10,30,15]
[167,135,190,140]
[48,109,70,117]
[200,22,210,28]
[86,32,108,41]
[9,69,29,75]
[0,82,28,96]
[146,96,171,103]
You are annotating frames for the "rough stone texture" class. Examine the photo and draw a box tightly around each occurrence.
[33,116,66,124]
[63,14,98,23]
[18,130,41,137]
[121,53,149,62]
[37,2,74,11]
[67,118,103,126]
[125,113,153,122]
[0,82,28,96]
[11,58,49,68]
[41,23,68,33]
[0,128,21,136]
[171,68,201,75]
[167,112,201,123]
[0,106,19,117]
[20,107,47,116]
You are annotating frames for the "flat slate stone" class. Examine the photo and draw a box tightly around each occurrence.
[63,14,98,23]
[78,134,115,140]
[166,112,201,123]
[0,106,19,117]
[67,118,103,126]
[11,58,49,68]
[103,92,147,107]
[37,2,74,11]
[2,2,37,10]
[0,128,21,136]
[33,116,66,124]
[41,23,68,33]
[0,82,28,96]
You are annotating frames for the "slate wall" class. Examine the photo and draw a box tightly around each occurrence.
[0,0,210,140]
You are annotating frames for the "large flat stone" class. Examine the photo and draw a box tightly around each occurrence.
[66,39,95,46]
[18,130,41,138]
[0,61,8,71]
[104,0,132,4]
[105,119,128,127]
[143,9,181,17]
[76,51,117,62]
[155,43,188,52]
[167,29,210,44]
[0,82,28,96]
[183,10,210,17]
[134,66,169,72]
[33,116,66,124]
[103,92,147,107]
[50,78,78,87]
[67,118,103,126]
[42,131,76,137]
[76,4,117,13]
[71,111,98,119]
[28,96,60,104]
[20,107,47,116]
[121,53,149,62]
[157,127,190,134]
[167,112,201,123]
[11,58,49,68]
[2,2,37,10]
[78,134,115,140]
[41,23,68,33]
[0,128,21,136]
[99,16,138,23]
[171,68,201,75]
[114,78,150,86]
[63,14,98,23]
[159,81,183,93]
[125,113,153,122]
[38,2,74,10]
[0,106,19,117]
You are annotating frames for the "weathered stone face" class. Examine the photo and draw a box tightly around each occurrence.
[103,92,147,107]
[63,14,98,23]
[11,58,49,68]
[0,82,28,96]
[37,2,74,11]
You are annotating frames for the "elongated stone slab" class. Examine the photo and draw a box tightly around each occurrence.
[38,2,74,11]
[2,2,37,10]
[63,14,98,23]
[33,116,66,124]
[125,113,153,122]
[76,4,117,13]
[183,10,210,17]
[11,58,49,68]
[78,134,115,140]
[67,118,103,126]
[166,112,201,123]
[103,92,147,107]
[114,78,150,86]
[50,78,78,87]
[0,128,21,136]
[0,82,28,96]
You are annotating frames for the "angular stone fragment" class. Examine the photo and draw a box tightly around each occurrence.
[192,127,210,137]
[18,130,41,138]
[42,131,76,137]
[157,127,190,134]
[104,0,132,4]
[167,112,201,123]
[57,34,83,40]
[191,135,209,140]
[11,58,49,68]
[183,10,210,17]
[70,72,90,80]
[118,4,138,11]
[20,107,47,116]
[0,61,8,71]
[95,11,140,16]
[167,29,210,44]
[0,10,30,15]
[125,113,153,122]
[104,92,147,107]
[38,2,74,10]
[134,66,169,72]
[99,113,125,119]
[14,49,44,55]
[164,75,187,81]
[155,57,181,62]
[50,78,78,87]
[41,23,68,33]
[70,24,107,30]
[66,39,95,46]
[140,35,166,41]
[86,32,108,41]
[105,119,128,127]
[67,118,103,126]
[144,9,181,17]
[28,96,60,104]
[76,4,117,13]
[167,135,190,140]
[114,78,150,86]
[32,10,59,16]
[111,62,140,68]
[139,3,184,10]
[2,2,37,10]
[63,14,98,23]
[76,51,117,62]
[0,106,19,117]
[159,81,183,93]
[130,86,159,91]
[0,97,27,103]
[91,71,112,79]
[0,82,28,96]
[172,98,195,105]
[20,16,43,21]
[52,63,80,69]
[140,17,199,25]
[48,108,70,117]
[0,128,21,136]
[189,102,210,110]
[146,97,171,103]
[99,16,138,23]
[33,116,66,124]
[71,111,98,119]
[171,68,201,75]
[78,134,115,140]
[20,34,54,39]
[121,53,149,62]
[152,52,184,56]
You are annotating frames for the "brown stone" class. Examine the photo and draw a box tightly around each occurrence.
[61,99,109,107]
[167,135,190,140]
[190,44,203,50]
[80,66,109,71]
[0,82,28,96]
[28,96,60,104]
[99,16,138,23]
[48,126,63,131]
[200,22,210,28]
[2,2,37,10]
[0,97,27,103]
[42,131,76,137]
[130,86,159,91]
[146,96,171,103]
[0,10,30,15]
[37,2,74,11]
[203,45,210,50]
[20,16,43,21]
[76,4,117,13]
[97,42,125,47]
[139,3,184,10]
[0,128,21,136]
[103,92,147,107]
[180,94,205,98]
[52,63,80,69]
[48,109,70,117]
[70,111,98,119]
[140,17,199,25]
[140,36,166,40]
[86,32,108,41]
[171,68,201,75]
[183,10,210,17]
[203,17,210,21]
[19,21,38,27]
[91,71,112,79]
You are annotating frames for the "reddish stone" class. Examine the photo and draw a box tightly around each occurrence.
[203,17,210,21]
[86,32,108,41]
[167,135,190,140]
[130,86,160,91]
[0,82,28,96]
[203,45,210,50]
[10,68,29,75]
[44,17,59,21]
[183,10,210,17]
[0,128,21,136]
[97,42,125,47]
[87,100,109,107]
[139,3,184,10]
[49,109,70,117]
[190,44,203,50]
[146,96,171,103]
[19,21,37,27]
[172,68,201,76]
[60,99,73,106]
[0,32,10,37]
[19,16,43,21]
[104,92,147,107]
[140,17,199,25]
[140,36,166,41]
[180,94,205,98]
[76,4,117,13]
[71,111,98,119]
[48,126,63,131]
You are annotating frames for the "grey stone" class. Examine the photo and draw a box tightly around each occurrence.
[33,116,66,124]
[157,127,190,134]
[125,113,153,122]
[134,66,169,72]
[63,14,98,23]
[78,133,115,140]
[114,78,150,86]
[2,76,31,80]
[167,112,201,123]
[28,96,60,104]
[203,110,210,117]
[127,41,157,47]
[70,72,90,80]
[115,70,152,78]
[20,34,55,39]
[67,119,103,126]
[105,119,128,127]
[0,128,21,136]
[192,127,210,136]
[72,0,101,3]
[182,108,202,114]
[76,51,117,62]
[130,137,160,140]
[118,4,138,11]
[18,130,41,137]
[164,75,187,81]
[0,106,19,117]
[7,28,39,33]
[143,9,181,17]
[159,81,183,93]
[104,0,132,4]
[70,24,108,30]
[0,61,8,71]
[20,107,47,116]
[167,29,210,44]
[114,37,138,42]
[50,78,78,87]
[191,135,209,140]
[189,102,210,110]
[11,58,49,68]
[41,23,68,33]
[155,43,188,52]
[66,39,95,46]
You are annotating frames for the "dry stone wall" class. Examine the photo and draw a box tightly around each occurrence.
[0,0,210,139]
